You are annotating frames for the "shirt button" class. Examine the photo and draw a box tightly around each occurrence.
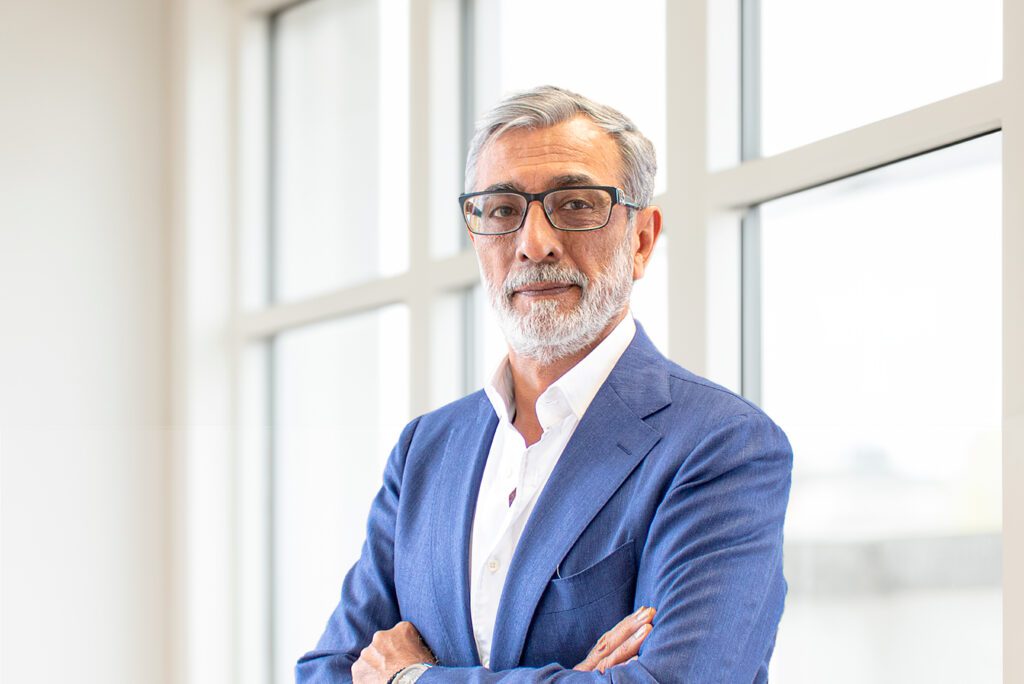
[487,559,500,573]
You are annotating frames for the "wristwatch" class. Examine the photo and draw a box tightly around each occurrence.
[387,662,434,684]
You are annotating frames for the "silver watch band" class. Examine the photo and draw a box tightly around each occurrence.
[390,662,433,684]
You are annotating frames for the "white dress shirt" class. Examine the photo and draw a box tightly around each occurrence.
[469,314,637,667]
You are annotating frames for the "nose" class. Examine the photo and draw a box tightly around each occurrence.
[515,200,564,263]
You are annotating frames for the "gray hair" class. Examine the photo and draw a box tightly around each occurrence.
[464,85,658,209]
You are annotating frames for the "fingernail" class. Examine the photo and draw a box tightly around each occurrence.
[632,624,650,641]
[632,605,647,619]
[634,606,651,623]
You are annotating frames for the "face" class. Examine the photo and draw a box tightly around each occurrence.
[469,116,661,364]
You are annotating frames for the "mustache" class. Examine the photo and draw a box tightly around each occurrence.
[502,264,589,298]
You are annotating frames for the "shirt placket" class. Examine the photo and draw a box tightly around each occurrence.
[471,421,528,665]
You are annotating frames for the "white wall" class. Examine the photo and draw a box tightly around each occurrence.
[0,1,169,682]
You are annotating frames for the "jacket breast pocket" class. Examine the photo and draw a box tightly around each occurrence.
[536,538,636,615]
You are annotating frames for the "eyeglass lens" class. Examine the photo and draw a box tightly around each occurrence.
[463,188,613,234]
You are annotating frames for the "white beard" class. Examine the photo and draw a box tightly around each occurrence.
[483,236,634,365]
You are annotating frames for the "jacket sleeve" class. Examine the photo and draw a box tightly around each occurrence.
[295,417,420,684]
[415,412,793,684]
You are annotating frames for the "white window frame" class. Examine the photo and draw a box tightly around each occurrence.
[165,1,1024,682]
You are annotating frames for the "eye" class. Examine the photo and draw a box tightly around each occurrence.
[488,203,522,218]
[561,197,595,211]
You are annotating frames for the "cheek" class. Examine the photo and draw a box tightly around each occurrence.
[477,239,517,274]
[477,250,510,287]
[570,239,618,278]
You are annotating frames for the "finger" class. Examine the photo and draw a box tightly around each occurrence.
[598,606,654,656]
[596,623,651,673]
[578,606,653,670]
[351,659,367,683]
[359,643,384,670]
[575,606,656,671]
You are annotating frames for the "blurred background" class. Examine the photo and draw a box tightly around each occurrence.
[1,0,1021,682]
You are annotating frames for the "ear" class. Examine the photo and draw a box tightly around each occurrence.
[631,205,663,281]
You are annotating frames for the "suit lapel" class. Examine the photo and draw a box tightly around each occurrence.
[429,394,497,666]
[488,326,671,670]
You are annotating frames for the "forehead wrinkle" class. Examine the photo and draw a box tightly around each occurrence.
[483,146,615,190]
[509,140,612,166]
[474,118,625,191]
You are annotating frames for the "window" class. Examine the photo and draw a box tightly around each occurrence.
[201,2,1023,682]
[758,0,1001,155]
[272,308,409,684]
[268,0,409,303]
[757,134,1002,682]
[235,2,418,682]
[735,2,1005,680]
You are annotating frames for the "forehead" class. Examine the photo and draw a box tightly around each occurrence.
[474,116,622,192]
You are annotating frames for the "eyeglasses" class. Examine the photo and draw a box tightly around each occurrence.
[458,186,640,235]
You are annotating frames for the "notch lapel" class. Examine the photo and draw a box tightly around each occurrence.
[487,328,672,670]
[429,395,497,666]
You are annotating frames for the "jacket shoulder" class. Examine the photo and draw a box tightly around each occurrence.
[418,389,489,425]
[397,390,491,448]
[651,357,787,442]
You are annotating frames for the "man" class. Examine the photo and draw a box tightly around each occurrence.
[297,86,792,683]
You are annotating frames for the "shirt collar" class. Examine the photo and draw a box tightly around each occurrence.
[484,314,637,429]
[484,358,516,423]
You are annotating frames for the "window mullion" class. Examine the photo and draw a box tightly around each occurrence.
[739,0,762,404]
[1003,0,1024,678]
[408,0,434,417]
[709,83,1004,210]
[663,0,710,372]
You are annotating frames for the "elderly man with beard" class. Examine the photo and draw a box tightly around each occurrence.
[297,86,793,684]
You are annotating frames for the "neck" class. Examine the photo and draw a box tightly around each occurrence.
[506,309,628,446]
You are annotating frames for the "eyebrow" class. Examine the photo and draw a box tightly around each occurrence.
[548,173,595,188]
[481,174,597,194]
[482,181,520,193]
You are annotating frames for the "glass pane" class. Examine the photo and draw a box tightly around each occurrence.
[630,233,668,354]
[428,0,469,259]
[273,0,409,302]
[760,0,1001,156]
[239,18,270,311]
[472,0,667,195]
[272,306,409,684]
[759,134,1002,683]
[471,282,511,389]
[238,343,271,684]
[430,289,472,409]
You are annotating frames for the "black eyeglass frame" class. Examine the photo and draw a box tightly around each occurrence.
[457,185,642,235]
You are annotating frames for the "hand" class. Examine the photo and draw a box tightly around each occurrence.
[574,606,656,674]
[352,621,436,684]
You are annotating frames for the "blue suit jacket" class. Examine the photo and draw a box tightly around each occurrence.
[297,325,792,683]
